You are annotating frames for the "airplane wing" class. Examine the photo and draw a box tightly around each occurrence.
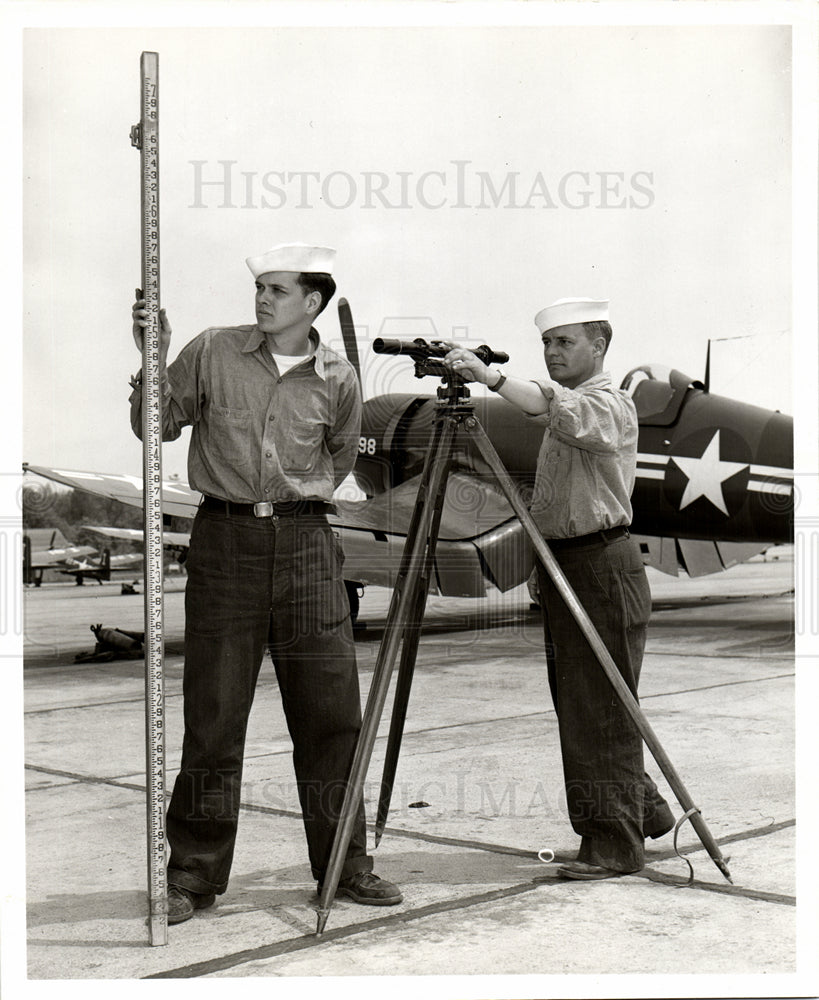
[332,472,531,597]
[25,463,530,598]
[631,534,773,577]
[28,545,97,569]
[82,525,193,549]
[24,464,200,519]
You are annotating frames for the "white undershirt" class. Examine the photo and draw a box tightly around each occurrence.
[271,353,310,375]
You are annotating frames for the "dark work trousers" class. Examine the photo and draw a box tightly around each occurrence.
[537,534,673,872]
[166,505,372,896]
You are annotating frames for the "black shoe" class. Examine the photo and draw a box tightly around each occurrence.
[319,872,403,906]
[167,886,216,925]
[556,861,626,881]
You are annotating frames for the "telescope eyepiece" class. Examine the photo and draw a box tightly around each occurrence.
[478,346,510,365]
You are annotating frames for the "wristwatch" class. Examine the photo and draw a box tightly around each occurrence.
[487,371,507,392]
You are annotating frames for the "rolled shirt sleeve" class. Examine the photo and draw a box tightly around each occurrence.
[531,378,632,454]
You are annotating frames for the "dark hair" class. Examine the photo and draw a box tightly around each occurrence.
[296,272,336,316]
[583,320,612,355]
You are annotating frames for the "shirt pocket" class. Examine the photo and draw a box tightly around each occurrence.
[277,401,328,473]
[208,404,255,469]
[278,423,326,472]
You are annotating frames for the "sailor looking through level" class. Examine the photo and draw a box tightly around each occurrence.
[444,298,675,880]
[130,242,402,925]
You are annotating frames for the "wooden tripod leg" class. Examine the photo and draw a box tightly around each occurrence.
[374,419,455,845]
[315,413,460,934]
[465,415,732,884]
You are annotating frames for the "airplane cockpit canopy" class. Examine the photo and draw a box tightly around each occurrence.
[620,364,703,426]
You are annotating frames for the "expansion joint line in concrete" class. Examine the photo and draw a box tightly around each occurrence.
[144,856,795,980]
[142,881,561,979]
[23,670,793,720]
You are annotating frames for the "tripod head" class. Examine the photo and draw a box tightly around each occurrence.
[372,338,510,404]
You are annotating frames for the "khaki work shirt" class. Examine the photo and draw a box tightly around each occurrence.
[129,326,362,504]
[528,370,638,538]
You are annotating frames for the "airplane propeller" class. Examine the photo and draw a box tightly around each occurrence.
[338,297,362,391]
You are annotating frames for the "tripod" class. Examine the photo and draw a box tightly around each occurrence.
[316,368,732,934]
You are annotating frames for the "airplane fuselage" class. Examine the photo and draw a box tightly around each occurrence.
[355,378,793,547]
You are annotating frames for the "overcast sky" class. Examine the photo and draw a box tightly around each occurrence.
[20,15,799,483]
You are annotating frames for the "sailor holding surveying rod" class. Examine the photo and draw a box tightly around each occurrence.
[130,243,402,925]
[444,298,675,880]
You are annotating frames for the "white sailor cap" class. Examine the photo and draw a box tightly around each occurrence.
[534,298,609,334]
[246,243,336,278]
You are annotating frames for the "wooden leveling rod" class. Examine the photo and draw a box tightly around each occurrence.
[131,50,167,947]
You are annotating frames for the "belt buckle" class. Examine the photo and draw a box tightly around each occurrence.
[252,501,275,518]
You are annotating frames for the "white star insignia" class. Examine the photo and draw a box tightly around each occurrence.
[670,430,748,515]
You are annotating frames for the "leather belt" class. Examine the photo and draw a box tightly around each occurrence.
[547,526,630,551]
[201,495,332,518]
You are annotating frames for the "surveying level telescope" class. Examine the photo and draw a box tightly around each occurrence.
[373,337,509,367]
[131,50,168,948]
[372,338,509,382]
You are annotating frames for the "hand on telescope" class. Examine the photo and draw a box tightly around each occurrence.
[444,341,550,414]
[442,344,495,386]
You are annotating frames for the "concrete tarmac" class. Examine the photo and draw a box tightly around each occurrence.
[14,551,812,994]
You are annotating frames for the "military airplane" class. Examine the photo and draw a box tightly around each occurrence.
[23,301,793,611]
[81,525,193,566]
[24,537,147,586]
[22,529,99,587]
[56,549,113,586]
[24,528,153,586]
